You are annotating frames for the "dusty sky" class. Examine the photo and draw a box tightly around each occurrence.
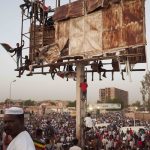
[0,0,149,104]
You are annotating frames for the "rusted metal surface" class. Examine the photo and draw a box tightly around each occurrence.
[120,46,146,63]
[30,25,55,56]
[53,4,69,21]
[122,0,145,46]
[102,0,145,50]
[130,46,146,63]
[102,4,122,50]
[69,0,84,18]
[86,0,110,13]
[55,20,69,52]
[123,0,143,24]
[43,26,55,45]
[60,40,69,57]
[102,28,122,50]
[122,22,144,46]
[30,0,146,64]
[111,0,121,3]
[53,0,84,21]
[102,4,122,31]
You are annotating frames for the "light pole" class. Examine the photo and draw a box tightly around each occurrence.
[9,79,16,100]
[134,107,137,126]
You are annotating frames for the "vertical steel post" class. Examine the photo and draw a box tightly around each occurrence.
[76,62,86,147]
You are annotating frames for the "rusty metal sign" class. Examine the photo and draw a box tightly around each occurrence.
[86,0,110,13]
[53,0,85,21]
[102,0,145,50]
[30,0,146,63]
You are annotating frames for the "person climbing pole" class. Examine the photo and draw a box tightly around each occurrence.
[80,79,88,101]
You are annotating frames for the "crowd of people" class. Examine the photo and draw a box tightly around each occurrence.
[84,112,150,150]
[0,108,150,150]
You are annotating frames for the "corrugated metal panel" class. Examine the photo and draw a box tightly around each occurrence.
[30,0,146,63]
[102,28,122,50]
[122,22,144,46]
[53,4,69,21]
[43,26,55,46]
[55,20,69,51]
[53,1,85,22]
[69,11,103,57]
[86,0,110,13]
[69,0,85,18]
[30,25,55,58]
[111,0,121,3]
[120,46,146,63]
[122,0,145,46]
[123,0,143,24]
[102,3,122,50]
[45,43,60,63]
[102,0,145,51]
[102,4,122,30]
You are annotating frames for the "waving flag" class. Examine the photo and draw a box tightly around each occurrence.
[0,43,14,53]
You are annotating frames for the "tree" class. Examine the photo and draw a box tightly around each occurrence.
[131,100,141,108]
[4,98,14,106]
[140,71,150,111]
[67,101,76,107]
[23,99,35,106]
[50,102,56,106]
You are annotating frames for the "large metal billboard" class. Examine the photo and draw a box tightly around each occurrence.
[30,0,146,63]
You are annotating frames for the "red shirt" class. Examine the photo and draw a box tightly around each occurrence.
[80,82,88,92]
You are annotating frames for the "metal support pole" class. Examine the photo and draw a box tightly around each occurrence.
[76,62,86,147]
[9,80,16,100]
[58,0,60,7]
[9,80,16,107]
[134,107,137,126]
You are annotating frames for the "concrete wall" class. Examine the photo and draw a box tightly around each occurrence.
[125,112,150,121]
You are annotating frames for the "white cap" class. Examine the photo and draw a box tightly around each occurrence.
[5,107,24,115]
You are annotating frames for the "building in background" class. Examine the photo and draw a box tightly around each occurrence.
[98,87,128,107]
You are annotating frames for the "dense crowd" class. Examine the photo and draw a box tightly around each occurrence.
[0,111,150,150]
[25,112,76,149]
[84,112,150,150]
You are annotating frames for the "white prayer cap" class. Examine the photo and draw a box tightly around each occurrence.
[5,107,24,115]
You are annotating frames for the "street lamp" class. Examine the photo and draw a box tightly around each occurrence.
[134,107,138,126]
[9,79,16,100]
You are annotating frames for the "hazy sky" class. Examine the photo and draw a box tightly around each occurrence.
[0,0,149,104]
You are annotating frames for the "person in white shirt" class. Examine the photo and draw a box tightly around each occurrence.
[3,107,36,150]
[84,113,93,131]
[69,138,81,150]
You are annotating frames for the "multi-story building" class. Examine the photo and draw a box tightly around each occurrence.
[98,87,128,107]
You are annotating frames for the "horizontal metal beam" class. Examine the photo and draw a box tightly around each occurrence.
[30,69,145,76]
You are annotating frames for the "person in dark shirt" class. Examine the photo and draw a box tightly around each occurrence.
[112,58,124,80]
[49,65,57,80]
[20,0,31,16]
[11,40,25,69]
[17,55,31,77]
